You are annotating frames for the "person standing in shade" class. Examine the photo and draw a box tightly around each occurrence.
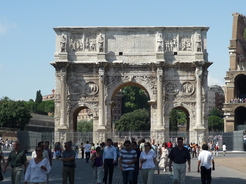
[91,146,103,184]
[197,144,215,184]
[80,143,85,159]
[3,141,27,184]
[168,137,191,184]
[103,138,117,184]
[131,141,141,184]
[61,142,76,184]
[24,146,51,184]
[139,142,159,184]
[119,140,137,184]
[84,141,91,163]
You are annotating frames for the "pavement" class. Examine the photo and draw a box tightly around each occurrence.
[1,151,246,184]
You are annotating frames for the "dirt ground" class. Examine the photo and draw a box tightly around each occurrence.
[214,156,246,173]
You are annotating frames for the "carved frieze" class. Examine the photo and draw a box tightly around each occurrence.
[181,82,195,95]
[85,82,99,95]
[165,82,179,95]
[163,33,178,52]
[69,33,83,52]
[69,82,82,94]
[179,33,192,51]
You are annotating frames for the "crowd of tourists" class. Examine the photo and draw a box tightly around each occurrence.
[0,138,218,184]
[230,98,246,103]
[0,138,14,150]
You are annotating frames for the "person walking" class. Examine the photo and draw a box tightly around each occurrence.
[3,141,27,184]
[103,138,117,184]
[84,141,91,163]
[222,143,226,156]
[131,141,141,184]
[24,146,51,184]
[61,141,76,184]
[197,144,215,184]
[80,143,85,159]
[139,142,159,184]
[158,142,169,172]
[91,146,103,184]
[118,140,137,184]
[0,145,5,181]
[168,137,191,184]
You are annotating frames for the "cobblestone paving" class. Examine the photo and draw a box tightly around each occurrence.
[2,152,246,184]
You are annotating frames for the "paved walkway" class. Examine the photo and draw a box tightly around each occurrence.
[1,152,246,184]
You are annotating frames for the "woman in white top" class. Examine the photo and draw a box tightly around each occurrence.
[158,142,169,172]
[24,146,51,184]
[140,142,159,184]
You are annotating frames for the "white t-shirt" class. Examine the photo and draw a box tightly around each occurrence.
[25,158,51,182]
[140,150,156,169]
[198,150,214,169]
[84,144,91,152]
[222,145,226,151]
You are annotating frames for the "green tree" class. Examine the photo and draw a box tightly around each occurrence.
[209,107,222,117]
[0,97,31,129]
[208,116,224,131]
[169,109,178,131]
[115,109,150,131]
[122,86,150,114]
[177,109,187,125]
[77,119,93,132]
[35,90,43,104]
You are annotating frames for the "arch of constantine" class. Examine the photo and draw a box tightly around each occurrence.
[51,26,212,145]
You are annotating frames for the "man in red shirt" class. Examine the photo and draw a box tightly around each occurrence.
[167,141,173,151]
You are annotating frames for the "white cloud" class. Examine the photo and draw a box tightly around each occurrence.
[0,17,17,35]
[208,74,224,86]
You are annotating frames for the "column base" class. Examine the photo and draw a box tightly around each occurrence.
[57,125,68,130]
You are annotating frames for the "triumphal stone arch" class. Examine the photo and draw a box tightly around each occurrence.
[51,26,212,145]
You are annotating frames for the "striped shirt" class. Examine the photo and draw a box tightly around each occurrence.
[119,149,137,171]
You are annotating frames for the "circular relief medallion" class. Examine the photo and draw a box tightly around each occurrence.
[181,82,195,95]
[70,82,82,94]
[165,82,179,95]
[85,82,99,95]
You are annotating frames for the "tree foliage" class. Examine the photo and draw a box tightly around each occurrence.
[209,107,222,117]
[35,90,43,104]
[208,107,224,131]
[115,109,150,131]
[122,86,150,114]
[208,116,224,131]
[169,109,179,131]
[77,119,93,132]
[0,97,31,129]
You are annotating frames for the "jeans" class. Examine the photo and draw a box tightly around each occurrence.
[86,152,90,163]
[103,159,114,184]
[93,166,103,183]
[122,170,134,184]
[201,166,212,184]
[133,165,139,184]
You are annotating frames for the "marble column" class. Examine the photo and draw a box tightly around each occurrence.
[59,71,67,129]
[195,66,203,127]
[98,67,105,127]
[157,67,163,128]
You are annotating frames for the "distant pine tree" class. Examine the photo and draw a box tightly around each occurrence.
[35,90,43,104]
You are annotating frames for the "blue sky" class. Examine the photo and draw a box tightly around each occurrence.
[0,0,245,101]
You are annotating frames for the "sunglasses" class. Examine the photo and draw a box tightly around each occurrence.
[36,150,42,152]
